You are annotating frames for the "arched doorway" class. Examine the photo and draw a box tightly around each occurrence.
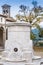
[0,27,4,49]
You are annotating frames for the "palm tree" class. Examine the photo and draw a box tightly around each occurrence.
[32,0,43,16]
[16,14,21,20]
[32,0,37,8]
[16,3,43,40]
[19,5,28,16]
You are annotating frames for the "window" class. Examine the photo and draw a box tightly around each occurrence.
[3,10,5,14]
[6,28,8,40]
[6,10,8,13]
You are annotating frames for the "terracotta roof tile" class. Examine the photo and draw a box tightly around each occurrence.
[6,17,16,22]
[0,14,16,22]
[0,14,7,18]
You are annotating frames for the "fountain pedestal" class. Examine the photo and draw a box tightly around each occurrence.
[5,22,33,61]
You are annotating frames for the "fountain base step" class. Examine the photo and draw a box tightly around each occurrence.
[1,57,26,62]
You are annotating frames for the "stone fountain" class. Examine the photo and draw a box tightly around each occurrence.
[0,21,41,65]
[5,21,33,59]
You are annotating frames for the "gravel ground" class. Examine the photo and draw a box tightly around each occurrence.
[34,51,43,58]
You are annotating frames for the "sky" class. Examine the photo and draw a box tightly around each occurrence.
[0,0,43,18]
